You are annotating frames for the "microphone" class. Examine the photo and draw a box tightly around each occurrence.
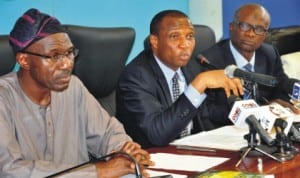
[197,54,218,69]
[228,96,294,135]
[245,115,275,146]
[290,82,300,110]
[228,98,260,128]
[224,65,278,87]
[274,118,288,144]
[289,124,300,142]
[45,151,142,178]
[273,118,297,160]
[291,82,300,101]
[227,95,242,109]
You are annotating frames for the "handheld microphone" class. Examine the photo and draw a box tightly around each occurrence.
[197,54,218,69]
[46,151,142,178]
[224,65,278,87]
[245,115,275,146]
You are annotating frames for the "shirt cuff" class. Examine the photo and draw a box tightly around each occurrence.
[184,85,207,108]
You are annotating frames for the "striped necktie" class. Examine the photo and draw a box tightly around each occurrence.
[172,72,189,137]
[172,72,180,101]
[243,63,254,100]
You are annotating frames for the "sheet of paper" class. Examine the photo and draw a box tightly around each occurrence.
[55,163,186,178]
[148,170,186,178]
[121,170,186,178]
[292,114,300,122]
[170,125,249,151]
[149,153,229,172]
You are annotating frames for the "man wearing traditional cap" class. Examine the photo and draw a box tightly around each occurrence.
[0,8,153,178]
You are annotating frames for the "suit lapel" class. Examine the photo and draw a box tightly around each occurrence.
[223,41,237,67]
[181,66,193,83]
[254,49,268,74]
[211,41,236,68]
[148,56,173,105]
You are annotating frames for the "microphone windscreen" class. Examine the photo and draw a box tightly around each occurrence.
[224,65,238,78]
[227,95,242,108]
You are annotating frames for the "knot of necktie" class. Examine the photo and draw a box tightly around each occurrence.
[244,63,252,72]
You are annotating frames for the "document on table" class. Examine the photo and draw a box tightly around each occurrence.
[149,153,229,172]
[121,170,186,178]
[52,163,186,178]
[170,125,249,151]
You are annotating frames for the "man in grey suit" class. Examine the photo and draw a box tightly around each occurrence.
[116,10,243,148]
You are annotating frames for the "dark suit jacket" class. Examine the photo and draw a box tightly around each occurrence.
[199,39,297,126]
[116,50,216,148]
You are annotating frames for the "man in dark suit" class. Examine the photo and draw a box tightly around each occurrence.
[116,10,243,148]
[199,3,300,127]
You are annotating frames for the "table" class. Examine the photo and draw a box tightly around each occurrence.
[148,143,300,178]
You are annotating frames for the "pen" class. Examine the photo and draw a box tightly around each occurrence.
[150,175,173,178]
[176,145,216,152]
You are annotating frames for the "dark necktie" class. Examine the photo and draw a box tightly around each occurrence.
[172,72,180,101]
[172,72,189,137]
[243,63,255,100]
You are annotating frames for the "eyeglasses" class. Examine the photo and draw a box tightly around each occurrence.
[234,21,268,36]
[21,48,79,62]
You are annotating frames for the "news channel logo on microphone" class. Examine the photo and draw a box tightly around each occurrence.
[292,82,300,101]
[291,82,300,109]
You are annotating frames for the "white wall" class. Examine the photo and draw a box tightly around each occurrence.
[189,0,223,41]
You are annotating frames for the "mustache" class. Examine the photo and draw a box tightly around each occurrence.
[56,70,72,78]
[180,51,192,56]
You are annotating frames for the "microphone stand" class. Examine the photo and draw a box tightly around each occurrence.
[46,151,142,178]
[273,119,297,161]
[235,120,283,167]
[252,82,260,104]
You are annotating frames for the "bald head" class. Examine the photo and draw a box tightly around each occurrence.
[229,3,271,60]
[233,3,271,28]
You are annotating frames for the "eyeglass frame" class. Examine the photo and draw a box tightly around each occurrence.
[20,48,79,62]
[233,20,268,36]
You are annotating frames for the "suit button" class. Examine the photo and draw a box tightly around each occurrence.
[184,110,189,116]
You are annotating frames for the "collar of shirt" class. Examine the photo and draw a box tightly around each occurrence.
[229,40,255,71]
[154,55,186,93]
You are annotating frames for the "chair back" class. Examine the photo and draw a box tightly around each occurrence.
[192,24,216,59]
[143,24,216,60]
[0,35,16,76]
[64,25,135,116]
[265,25,300,55]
